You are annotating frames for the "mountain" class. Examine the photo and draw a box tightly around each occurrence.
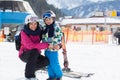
[46,0,92,9]
[62,0,120,18]
[47,0,114,9]
[47,0,120,18]
[25,0,65,19]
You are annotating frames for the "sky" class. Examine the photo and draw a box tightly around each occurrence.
[0,35,120,80]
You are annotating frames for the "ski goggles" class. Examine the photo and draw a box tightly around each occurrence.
[43,13,51,19]
[29,17,39,23]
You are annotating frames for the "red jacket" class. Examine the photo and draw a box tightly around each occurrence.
[19,31,48,57]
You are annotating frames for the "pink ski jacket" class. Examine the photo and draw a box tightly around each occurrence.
[18,31,48,57]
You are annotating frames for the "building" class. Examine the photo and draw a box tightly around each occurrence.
[60,17,120,32]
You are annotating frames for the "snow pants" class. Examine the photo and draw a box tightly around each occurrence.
[20,49,49,78]
[45,50,63,79]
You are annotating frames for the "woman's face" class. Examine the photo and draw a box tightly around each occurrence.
[44,18,54,25]
[29,22,38,31]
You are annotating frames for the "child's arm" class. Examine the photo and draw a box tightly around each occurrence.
[52,25,63,45]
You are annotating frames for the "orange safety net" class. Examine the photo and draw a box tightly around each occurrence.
[62,28,111,44]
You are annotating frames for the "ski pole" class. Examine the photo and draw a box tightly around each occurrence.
[62,32,71,72]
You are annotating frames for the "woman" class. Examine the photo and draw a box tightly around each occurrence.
[42,10,63,80]
[19,14,49,80]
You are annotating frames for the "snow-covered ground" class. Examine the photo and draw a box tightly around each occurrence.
[0,41,120,80]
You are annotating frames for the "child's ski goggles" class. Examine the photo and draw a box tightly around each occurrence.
[43,13,51,19]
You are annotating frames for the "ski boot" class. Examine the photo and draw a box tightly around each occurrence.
[25,78,38,80]
[46,78,62,80]
[46,78,56,80]
[56,78,62,80]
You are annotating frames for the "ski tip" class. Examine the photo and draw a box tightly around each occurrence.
[87,73,95,77]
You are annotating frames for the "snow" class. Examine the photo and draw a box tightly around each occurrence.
[0,41,120,80]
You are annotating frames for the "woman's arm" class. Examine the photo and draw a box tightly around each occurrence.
[21,31,48,50]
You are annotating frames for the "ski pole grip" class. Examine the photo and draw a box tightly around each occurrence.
[64,60,69,67]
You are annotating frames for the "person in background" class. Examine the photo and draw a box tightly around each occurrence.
[19,14,49,80]
[114,27,120,45]
[42,10,63,80]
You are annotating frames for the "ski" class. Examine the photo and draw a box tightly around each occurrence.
[63,70,94,78]
[61,33,94,78]
[36,69,94,79]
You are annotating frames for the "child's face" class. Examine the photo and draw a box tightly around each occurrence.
[29,22,38,31]
[44,18,54,25]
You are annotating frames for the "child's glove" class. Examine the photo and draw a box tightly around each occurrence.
[48,44,53,50]
[53,44,60,50]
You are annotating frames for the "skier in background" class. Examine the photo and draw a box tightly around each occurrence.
[18,14,49,80]
[42,10,63,80]
[114,27,120,45]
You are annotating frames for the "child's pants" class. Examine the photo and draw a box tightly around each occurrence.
[45,50,63,79]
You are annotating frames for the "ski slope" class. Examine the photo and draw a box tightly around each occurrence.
[0,42,120,80]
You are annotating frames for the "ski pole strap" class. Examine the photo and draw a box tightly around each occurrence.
[58,43,62,49]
